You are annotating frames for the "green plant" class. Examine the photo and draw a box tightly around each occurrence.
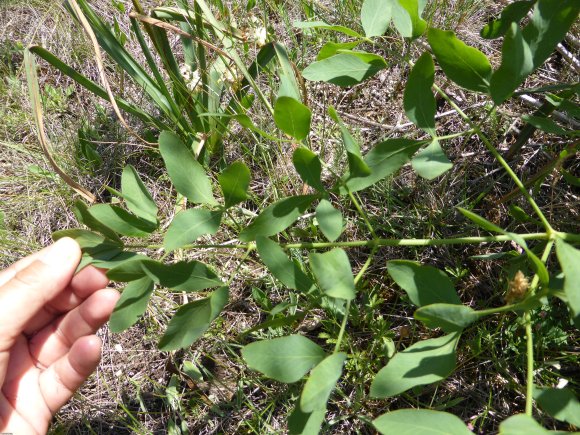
[25,0,580,433]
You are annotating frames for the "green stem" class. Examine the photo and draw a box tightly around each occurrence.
[436,129,475,141]
[525,315,534,416]
[433,84,554,233]
[127,231,580,251]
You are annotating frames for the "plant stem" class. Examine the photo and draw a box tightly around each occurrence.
[433,84,554,233]
[333,300,351,354]
[436,129,475,141]
[525,314,534,416]
[128,231,580,251]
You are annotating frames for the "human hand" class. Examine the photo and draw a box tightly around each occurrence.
[0,238,119,434]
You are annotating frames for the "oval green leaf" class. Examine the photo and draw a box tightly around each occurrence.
[373,409,473,435]
[555,239,580,328]
[302,53,387,87]
[293,148,325,192]
[256,237,314,293]
[274,97,312,141]
[300,352,346,413]
[218,161,251,209]
[239,195,316,241]
[411,138,452,180]
[370,332,460,398]
[498,414,567,435]
[533,387,580,426]
[404,52,436,132]
[88,204,157,237]
[391,0,427,39]
[427,28,492,93]
[242,335,327,383]
[121,164,158,224]
[159,286,229,350]
[315,200,343,242]
[480,1,534,39]
[387,260,461,306]
[109,277,155,333]
[158,131,216,205]
[163,209,222,252]
[310,248,356,301]
[361,0,392,37]
[415,303,479,332]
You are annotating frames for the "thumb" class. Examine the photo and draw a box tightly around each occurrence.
[0,238,81,353]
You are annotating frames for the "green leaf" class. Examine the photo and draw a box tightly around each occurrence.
[159,286,229,350]
[88,252,149,270]
[288,405,326,435]
[292,148,325,192]
[52,229,123,260]
[533,387,580,426]
[498,414,569,435]
[343,139,424,193]
[480,1,535,39]
[391,0,427,39]
[315,200,343,242]
[293,20,364,38]
[428,28,492,93]
[404,52,436,132]
[109,277,155,333]
[387,260,461,306]
[457,207,504,233]
[521,115,567,135]
[242,335,327,383]
[274,42,302,102]
[414,304,479,332]
[256,237,315,293]
[555,239,580,328]
[302,53,387,87]
[300,352,346,413]
[158,131,216,205]
[73,200,122,243]
[316,41,361,61]
[274,97,312,141]
[373,409,473,435]
[361,0,392,37]
[88,204,157,237]
[411,139,452,180]
[163,209,222,252]
[239,195,316,241]
[491,0,580,104]
[491,23,534,105]
[370,332,460,398]
[310,249,356,301]
[328,107,371,179]
[121,165,158,224]
[218,161,251,209]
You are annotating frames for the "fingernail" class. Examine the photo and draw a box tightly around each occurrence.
[40,237,80,267]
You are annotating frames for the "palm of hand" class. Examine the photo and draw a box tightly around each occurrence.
[0,239,118,434]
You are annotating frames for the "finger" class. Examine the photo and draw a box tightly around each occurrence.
[23,266,110,335]
[0,241,60,287]
[38,335,102,414]
[29,289,119,368]
[0,238,81,354]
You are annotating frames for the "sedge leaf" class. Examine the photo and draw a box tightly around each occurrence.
[300,352,346,413]
[274,97,312,141]
[411,138,452,180]
[242,335,327,383]
[404,52,436,132]
[428,28,492,93]
[256,237,315,293]
[370,332,460,397]
[292,148,325,192]
[310,248,356,301]
[159,286,229,350]
[109,277,154,333]
[163,209,222,252]
[414,303,479,332]
[387,260,461,306]
[218,161,251,208]
[158,131,216,205]
[315,200,343,242]
[373,409,473,435]
[239,195,316,241]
